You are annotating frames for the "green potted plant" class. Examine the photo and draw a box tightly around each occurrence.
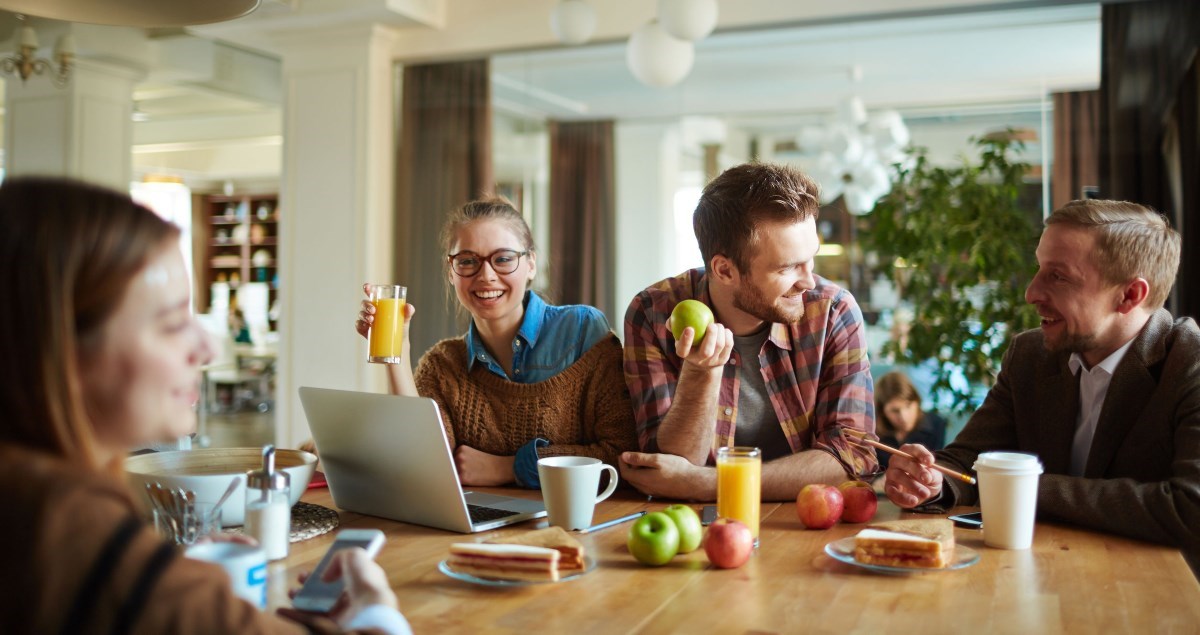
[863,136,1041,415]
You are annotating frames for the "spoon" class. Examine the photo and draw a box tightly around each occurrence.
[210,477,240,517]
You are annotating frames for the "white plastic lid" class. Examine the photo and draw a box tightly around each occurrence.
[973,451,1044,474]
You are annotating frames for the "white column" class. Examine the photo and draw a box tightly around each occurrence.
[4,58,142,190]
[614,121,684,337]
[273,25,397,447]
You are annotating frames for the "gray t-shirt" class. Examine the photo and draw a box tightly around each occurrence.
[732,327,792,461]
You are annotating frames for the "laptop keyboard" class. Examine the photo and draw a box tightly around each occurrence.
[467,504,520,524]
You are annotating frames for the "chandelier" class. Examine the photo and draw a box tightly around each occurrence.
[801,96,911,216]
[2,16,73,87]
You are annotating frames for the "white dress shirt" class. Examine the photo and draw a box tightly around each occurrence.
[1067,337,1136,476]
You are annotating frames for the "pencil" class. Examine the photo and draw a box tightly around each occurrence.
[843,431,977,485]
[576,511,646,534]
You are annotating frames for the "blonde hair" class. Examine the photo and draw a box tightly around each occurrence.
[439,196,535,259]
[1046,200,1180,309]
[0,177,179,474]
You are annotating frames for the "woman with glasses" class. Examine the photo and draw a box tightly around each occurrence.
[356,197,636,488]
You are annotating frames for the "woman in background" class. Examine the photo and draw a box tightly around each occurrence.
[873,371,947,470]
[0,177,407,634]
[355,197,636,489]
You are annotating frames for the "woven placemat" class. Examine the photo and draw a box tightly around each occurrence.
[227,501,340,543]
[289,501,340,542]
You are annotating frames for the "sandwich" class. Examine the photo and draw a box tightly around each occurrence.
[486,526,587,572]
[447,543,561,582]
[853,518,955,569]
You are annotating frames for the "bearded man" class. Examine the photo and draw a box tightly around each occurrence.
[884,199,1200,575]
[621,162,878,501]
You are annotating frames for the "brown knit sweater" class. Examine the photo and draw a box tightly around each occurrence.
[414,333,637,467]
[0,443,383,635]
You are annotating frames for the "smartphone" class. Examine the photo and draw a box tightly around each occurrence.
[949,512,983,529]
[701,505,717,526]
[292,529,385,613]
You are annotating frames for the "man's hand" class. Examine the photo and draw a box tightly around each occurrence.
[669,317,734,370]
[619,451,717,501]
[454,446,516,486]
[883,443,944,508]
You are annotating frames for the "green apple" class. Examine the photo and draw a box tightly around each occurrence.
[661,504,703,554]
[626,511,680,566]
[670,299,714,345]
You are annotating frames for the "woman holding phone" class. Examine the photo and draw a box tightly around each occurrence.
[0,177,408,634]
[354,197,636,488]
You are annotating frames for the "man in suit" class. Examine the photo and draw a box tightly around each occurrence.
[885,199,1200,573]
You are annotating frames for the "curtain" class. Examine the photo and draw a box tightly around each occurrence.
[1099,0,1200,319]
[1051,90,1100,211]
[548,120,617,324]
[395,60,493,357]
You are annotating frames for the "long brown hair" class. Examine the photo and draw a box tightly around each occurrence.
[873,371,925,436]
[0,177,179,470]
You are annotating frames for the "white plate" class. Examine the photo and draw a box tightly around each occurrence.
[438,555,597,587]
[824,537,980,574]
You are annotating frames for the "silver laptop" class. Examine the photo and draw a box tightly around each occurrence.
[298,386,546,533]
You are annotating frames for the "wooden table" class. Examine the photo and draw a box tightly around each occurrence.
[274,488,1200,634]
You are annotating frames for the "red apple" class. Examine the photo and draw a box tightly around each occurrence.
[796,483,844,529]
[702,518,754,569]
[838,480,879,523]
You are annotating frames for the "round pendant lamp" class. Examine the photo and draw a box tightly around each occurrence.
[550,0,597,45]
[626,20,694,88]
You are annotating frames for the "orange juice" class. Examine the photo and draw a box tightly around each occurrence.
[717,447,762,541]
[367,284,406,363]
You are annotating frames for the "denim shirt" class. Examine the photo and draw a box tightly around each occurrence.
[463,291,612,488]
[464,291,610,383]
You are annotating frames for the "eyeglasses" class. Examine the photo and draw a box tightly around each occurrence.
[447,249,529,277]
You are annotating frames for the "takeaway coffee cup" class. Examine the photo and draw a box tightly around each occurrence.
[537,456,619,530]
[185,542,269,609]
[972,452,1044,550]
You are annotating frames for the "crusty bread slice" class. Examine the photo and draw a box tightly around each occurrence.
[486,526,586,570]
[854,518,956,569]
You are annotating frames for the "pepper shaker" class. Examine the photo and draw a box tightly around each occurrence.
[244,444,291,560]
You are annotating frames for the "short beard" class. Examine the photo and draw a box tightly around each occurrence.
[1043,330,1098,356]
[732,282,805,325]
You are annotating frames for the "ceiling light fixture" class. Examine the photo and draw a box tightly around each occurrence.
[626,20,694,88]
[2,15,73,87]
[657,0,718,41]
[801,94,911,216]
[550,0,597,46]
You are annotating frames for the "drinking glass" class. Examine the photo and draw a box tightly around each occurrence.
[154,502,222,545]
[367,284,406,363]
[716,446,761,544]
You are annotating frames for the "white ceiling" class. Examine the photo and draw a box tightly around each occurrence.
[491,3,1100,134]
[117,1,1103,184]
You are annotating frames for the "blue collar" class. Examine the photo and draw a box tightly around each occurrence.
[465,291,546,370]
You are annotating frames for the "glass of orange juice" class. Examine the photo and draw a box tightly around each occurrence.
[367,284,406,363]
[716,446,761,545]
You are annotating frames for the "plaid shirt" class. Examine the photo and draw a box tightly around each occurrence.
[623,268,878,478]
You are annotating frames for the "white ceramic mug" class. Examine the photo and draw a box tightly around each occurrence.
[537,456,619,530]
[185,542,269,609]
[973,452,1044,550]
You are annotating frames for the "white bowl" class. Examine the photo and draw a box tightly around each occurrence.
[126,448,317,527]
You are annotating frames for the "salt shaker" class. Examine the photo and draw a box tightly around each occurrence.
[244,444,291,560]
